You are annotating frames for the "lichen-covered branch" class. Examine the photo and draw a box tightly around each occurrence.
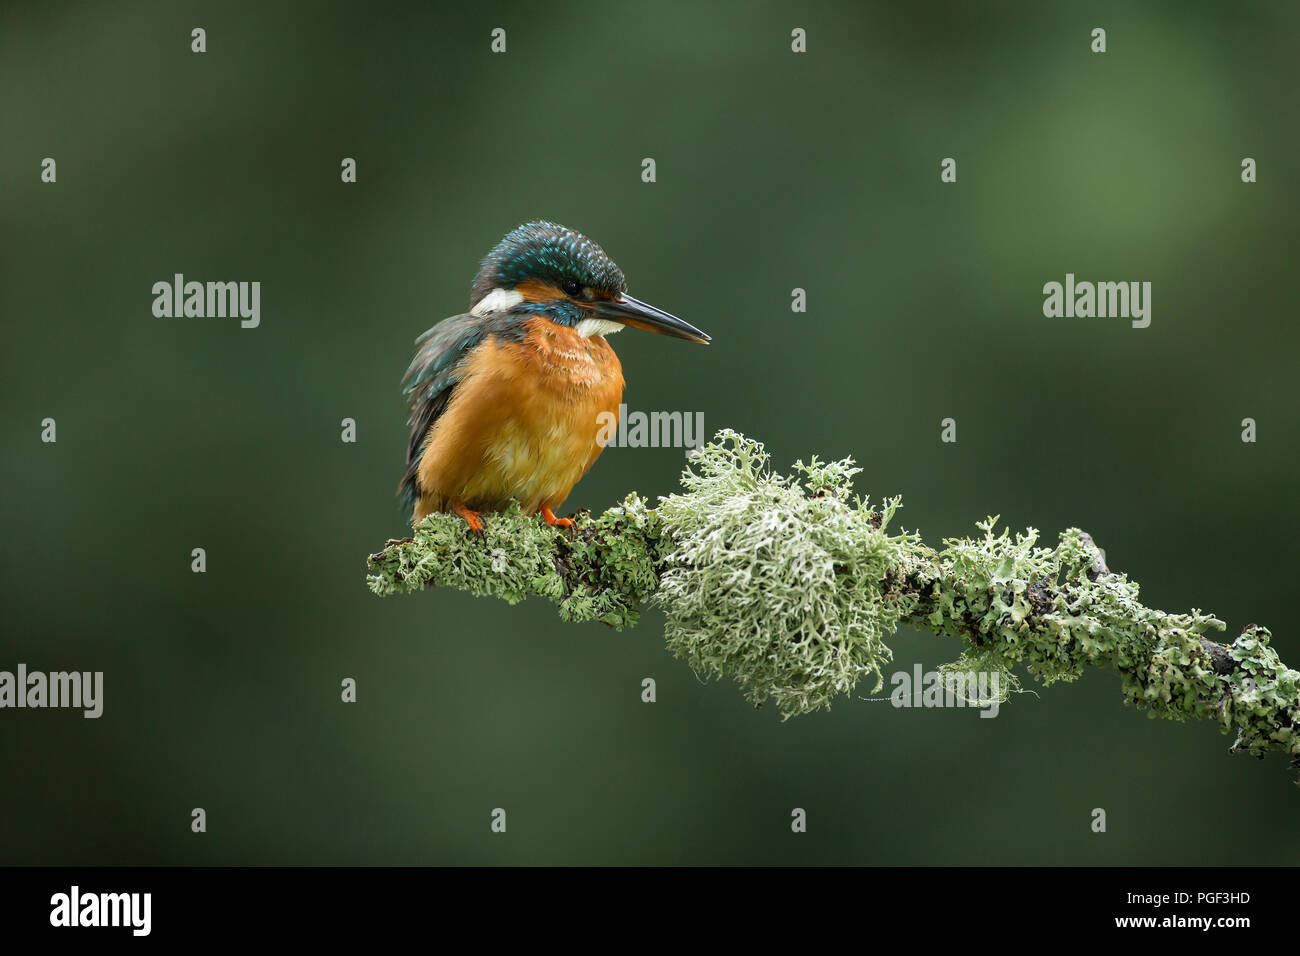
[367,430,1300,779]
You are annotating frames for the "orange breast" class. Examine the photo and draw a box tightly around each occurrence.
[414,317,625,520]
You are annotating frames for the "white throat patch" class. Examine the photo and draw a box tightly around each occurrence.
[574,318,625,338]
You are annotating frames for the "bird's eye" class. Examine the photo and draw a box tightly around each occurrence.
[561,278,582,297]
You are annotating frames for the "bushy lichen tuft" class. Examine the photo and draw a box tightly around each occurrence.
[937,648,1029,706]
[653,430,915,718]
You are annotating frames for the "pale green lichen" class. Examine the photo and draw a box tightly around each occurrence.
[654,430,913,717]
[1224,626,1300,758]
[366,429,1300,779]
[937,648,1029,707]
[553,493,664,628]
[367,500,565,604]
[366,496,662,630]
[891,517,1299,772]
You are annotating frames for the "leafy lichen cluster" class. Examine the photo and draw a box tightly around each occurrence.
[897,522,1298,761]
[366,429,1300,779]
[367,496,663,629]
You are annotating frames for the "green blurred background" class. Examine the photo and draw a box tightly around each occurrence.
[2,0,1297,865]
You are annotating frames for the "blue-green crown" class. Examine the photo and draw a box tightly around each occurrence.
[470,220,627,309]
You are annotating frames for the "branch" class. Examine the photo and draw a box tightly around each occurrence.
[366,430,1300,780]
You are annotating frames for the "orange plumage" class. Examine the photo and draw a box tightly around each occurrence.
[412,317,624,524]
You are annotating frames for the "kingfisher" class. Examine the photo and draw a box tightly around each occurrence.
[398,220,710,532]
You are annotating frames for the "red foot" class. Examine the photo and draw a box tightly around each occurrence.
[452,500,484,535]
[540,505,573,528]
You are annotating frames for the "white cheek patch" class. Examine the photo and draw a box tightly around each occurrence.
[471,287,524,316]
[574,318,625,338]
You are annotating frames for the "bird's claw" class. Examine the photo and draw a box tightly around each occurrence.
[452,501,485,536]
[540,506,574,529]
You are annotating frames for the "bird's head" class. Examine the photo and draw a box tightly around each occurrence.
[468,220,710,344]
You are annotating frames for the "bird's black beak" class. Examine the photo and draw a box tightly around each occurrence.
[594,293,710,344]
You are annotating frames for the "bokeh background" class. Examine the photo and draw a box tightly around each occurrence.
[2,0,1297,865]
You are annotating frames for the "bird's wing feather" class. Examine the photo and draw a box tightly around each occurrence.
[398,313,493,511]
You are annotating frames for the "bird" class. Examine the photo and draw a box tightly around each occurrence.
[398,220,710,533]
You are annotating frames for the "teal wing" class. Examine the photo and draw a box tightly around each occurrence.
[398,313,492,512]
